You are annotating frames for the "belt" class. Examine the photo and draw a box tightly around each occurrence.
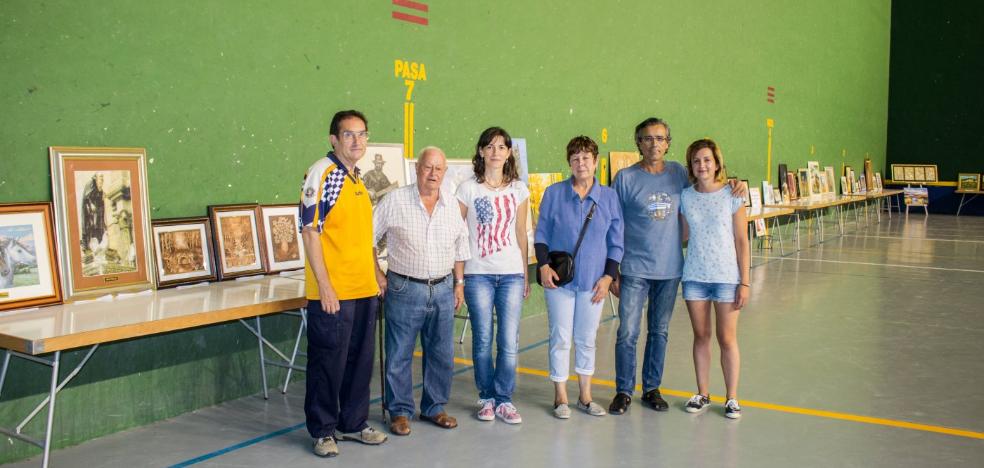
[393,272,451,286]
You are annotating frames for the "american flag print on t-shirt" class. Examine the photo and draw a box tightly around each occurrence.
[474,193,518,258]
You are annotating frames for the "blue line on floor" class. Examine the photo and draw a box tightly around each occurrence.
[168,314,617,467]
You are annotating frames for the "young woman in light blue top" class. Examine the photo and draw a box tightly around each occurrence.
[678,138,750,419]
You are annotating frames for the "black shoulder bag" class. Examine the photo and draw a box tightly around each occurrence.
[536,202,597,287]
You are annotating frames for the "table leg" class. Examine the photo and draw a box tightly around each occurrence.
[957,194,967,216]
[255,317,269,400]
[0,350,10,398]
[282,308,307,394]
[40,351,60,468]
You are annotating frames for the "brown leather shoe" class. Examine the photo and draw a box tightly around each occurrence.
[419,411,458,429]
[389,415,411,436]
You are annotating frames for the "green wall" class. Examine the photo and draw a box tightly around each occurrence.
[886,0,984,179]
[1,0,890,463]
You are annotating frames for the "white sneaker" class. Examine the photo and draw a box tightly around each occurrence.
[725,399,742,419]
[553,403,571,419]
[477,398,496,421]
[495,402,523,424]
[576,400,607,417]
[313,436,338,457]
[685,394,711,413]
[338,426,387,445]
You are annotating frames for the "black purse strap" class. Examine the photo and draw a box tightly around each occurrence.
[571,202,597,260]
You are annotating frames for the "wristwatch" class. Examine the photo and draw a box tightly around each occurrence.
[455,278,465,286]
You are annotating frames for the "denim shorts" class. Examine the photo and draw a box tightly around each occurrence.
[681,281,738,303]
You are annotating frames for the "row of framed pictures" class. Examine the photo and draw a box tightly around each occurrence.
[957,173,983,192]
[891,164,938,183]
[0,147,306,313]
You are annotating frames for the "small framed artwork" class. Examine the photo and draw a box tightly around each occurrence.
[874,172,883,190]
[357,143,406,206]
[798,168,811,198]
[609,151,640,181]
[824,167,836,194]
[841,176,850,195]
[925,166,938,182]
[891,165,902,181]
[772,188,782,204]
[957,173,981,191]
[913,166,926,181]
[208,204,267,280]
[1,203,63,312]
[151,217,216,288]
[903,166,915,181]
[741,180,752,207]
[49,146,154,299]
[259,204,305,273]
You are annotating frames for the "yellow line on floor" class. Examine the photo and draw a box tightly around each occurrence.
[410,352,984,440]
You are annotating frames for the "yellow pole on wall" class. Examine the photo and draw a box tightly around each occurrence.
[766,118,774,183]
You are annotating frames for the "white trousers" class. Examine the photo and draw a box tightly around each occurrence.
[545,287,604,382]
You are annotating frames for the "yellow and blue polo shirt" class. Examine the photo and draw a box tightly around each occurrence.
[299,152,379,300]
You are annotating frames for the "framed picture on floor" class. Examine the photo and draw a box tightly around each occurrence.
[957,173,981,191]
[259,204,305,273]
[0,203,63,312]
[208,204,266,280]
[49,146,154,299]
[151,217,216,288]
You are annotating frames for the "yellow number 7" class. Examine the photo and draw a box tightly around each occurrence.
[404,80,415,101]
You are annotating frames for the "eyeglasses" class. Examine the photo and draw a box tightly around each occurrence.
[638,135,670,145]
[340,131,370,141]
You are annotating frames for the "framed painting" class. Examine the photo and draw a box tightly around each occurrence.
[151,217,216,288]
[797,168,811,198]
[609,151,640,181]
[208,204,267,280]
[957,173,981,192]
[891,165,902,181]
[824,167,836,194]
[913,166,926,181]
[903,166,915,181]
[260,204,305,273]
[357,143,406,206]
[1,203,63,312]
[49,146,154,299]
[404,157,475,196]
[924,165,938,182]
[740,180,752,207]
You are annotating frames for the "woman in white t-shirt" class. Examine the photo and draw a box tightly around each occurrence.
[456,126,530,425]
[678,138,750,420]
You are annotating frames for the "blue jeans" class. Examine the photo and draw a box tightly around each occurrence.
[383,271,455,418]
[614,276,681,395]
[464,273,524,404]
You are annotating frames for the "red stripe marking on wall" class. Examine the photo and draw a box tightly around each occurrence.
[767,98,775,103]
[392,11,428,25]
[392,0,429,12]
[768,86,775,91]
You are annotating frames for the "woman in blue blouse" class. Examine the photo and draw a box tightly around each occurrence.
[535,136,624,419]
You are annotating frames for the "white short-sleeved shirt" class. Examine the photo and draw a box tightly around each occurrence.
[680,185,743,284]
[456,178,530,274]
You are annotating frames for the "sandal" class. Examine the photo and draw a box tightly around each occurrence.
[419,411,458,429]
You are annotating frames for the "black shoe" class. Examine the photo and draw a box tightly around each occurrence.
[642,389,669,411]
[608,393,632,415]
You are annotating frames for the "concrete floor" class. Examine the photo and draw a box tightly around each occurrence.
[7,211,984,467]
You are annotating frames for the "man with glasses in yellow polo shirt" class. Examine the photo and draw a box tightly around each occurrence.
[299,109,388,458]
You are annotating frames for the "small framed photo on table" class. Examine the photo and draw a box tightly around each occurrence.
[151,217,217,288]
[259,204,305,274]
[49,146,155,299]
[208,204,267,280]
[0,202,63,312]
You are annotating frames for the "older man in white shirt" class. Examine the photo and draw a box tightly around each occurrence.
[373,146,470,436]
